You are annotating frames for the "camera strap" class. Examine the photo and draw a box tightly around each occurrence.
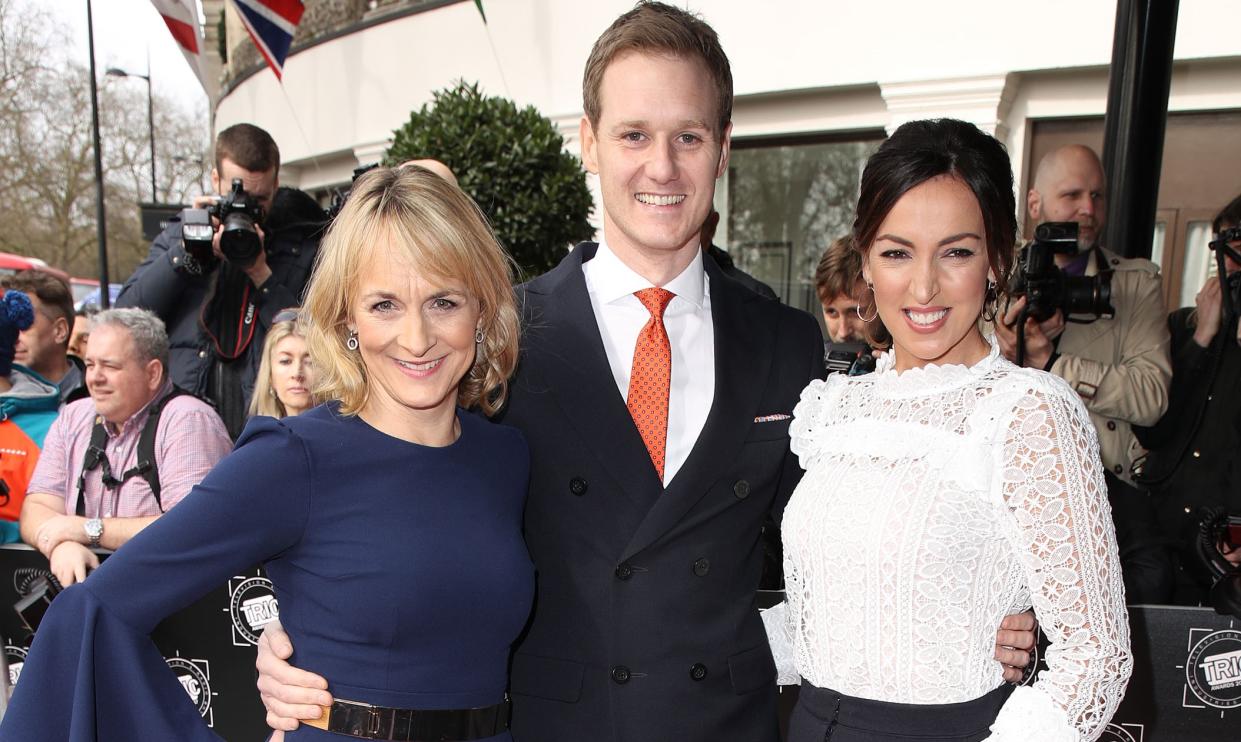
[200,261,258,361]
[74,387,192,517]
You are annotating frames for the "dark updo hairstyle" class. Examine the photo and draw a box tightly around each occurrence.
[851,119,1017,345]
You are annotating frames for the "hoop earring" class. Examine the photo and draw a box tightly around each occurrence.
[982,280,999,323]
[475,328,484,344]
[345,331,359,351]
[856,283,878,323]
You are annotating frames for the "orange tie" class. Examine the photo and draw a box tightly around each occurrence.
[628,288,675,481]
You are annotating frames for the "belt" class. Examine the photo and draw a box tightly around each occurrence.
[303,697,510,740]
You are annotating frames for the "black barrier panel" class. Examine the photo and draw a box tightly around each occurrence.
[0,544,270,740]
[1106,605,1239,741]
[765,593,1237,741]
[1,547,1236,740]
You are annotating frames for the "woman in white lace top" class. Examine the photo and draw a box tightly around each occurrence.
[769,119,1131,741]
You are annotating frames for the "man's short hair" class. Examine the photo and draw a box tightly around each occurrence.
[215,123,280,174]
[92,308,169,370]
[583,1,733,134]
[814,236,863,304]
[1214,192,1241,233]
[0,271,74,345]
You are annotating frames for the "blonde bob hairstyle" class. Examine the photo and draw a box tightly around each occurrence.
[249,315,312,419]
[301,165,520,417]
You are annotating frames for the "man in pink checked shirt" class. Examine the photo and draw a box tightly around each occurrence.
[18,308,232,587]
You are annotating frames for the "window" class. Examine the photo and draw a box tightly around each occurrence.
[721,133,884,320]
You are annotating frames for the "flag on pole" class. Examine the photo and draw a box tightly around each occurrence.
[231,0,305,81]
[149,0,212,95]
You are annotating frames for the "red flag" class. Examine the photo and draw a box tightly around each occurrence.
[149,0,212,95]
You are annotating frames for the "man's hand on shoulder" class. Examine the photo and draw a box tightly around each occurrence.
[256,619,332,732]
[49,541,98,587]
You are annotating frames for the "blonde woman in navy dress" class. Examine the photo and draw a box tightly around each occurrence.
[0,165,532,742]
[767,120,1131,741]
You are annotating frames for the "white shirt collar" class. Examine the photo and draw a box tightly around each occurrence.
[587,237,708,309]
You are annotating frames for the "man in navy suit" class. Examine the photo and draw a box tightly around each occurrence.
[256,4,1035,740]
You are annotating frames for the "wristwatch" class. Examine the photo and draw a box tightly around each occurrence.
[84,518,103,548]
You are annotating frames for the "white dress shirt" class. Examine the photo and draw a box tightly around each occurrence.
[582,239,715,486]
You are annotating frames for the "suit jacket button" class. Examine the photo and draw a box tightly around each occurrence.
[1106,421,1116,431]
[692,558,710,577]
[690,663,708,681]
[569,477,588,496]
[611,665,631,684]
[733,480,751,499]
[615,563,634,581]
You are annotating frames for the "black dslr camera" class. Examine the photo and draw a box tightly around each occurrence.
[179,178,266,271]
[327,162,381,221]
[1197,508,1241,618]
[824,341,876,376]
[1009,222,1115,323]
[1209,226,1241,319]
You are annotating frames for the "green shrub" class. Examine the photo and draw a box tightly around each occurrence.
[385,81,595,276]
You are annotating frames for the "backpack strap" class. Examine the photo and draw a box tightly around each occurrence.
[74,416,110,517]
[135,387,194,513]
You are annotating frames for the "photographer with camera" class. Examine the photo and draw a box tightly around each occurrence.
[116,124,325,438]
[995,145,1171,484]
[1136,194,1241,605]
[813,235,887,375]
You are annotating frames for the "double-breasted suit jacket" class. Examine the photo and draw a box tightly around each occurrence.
[500,243,824,742]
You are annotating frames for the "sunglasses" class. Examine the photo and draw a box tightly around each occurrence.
[273,308,300,324]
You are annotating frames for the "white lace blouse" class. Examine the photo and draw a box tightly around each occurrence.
[765,341,1132,741]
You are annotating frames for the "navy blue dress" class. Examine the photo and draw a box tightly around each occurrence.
[0,404,535,741]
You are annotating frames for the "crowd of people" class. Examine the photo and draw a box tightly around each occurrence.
[0,2,1236,741]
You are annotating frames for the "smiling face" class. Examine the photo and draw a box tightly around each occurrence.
[14,294,68,377]
[580,52,730,278]
[270,333,314,416]
[350,236,482,432]
[84,323,162,426]
[862,175,994,372]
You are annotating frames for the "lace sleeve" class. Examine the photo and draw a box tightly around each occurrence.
[987,378,1132,742]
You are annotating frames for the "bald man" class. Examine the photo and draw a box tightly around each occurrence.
[994,144,1171,485]
[399,158,458,187]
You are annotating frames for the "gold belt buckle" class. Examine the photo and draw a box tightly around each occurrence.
[304,698,383,735]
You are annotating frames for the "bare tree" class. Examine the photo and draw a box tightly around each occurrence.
[0,0,210,280]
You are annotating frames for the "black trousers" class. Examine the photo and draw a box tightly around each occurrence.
[787,682,1014,742]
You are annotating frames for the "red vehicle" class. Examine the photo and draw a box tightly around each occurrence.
[0,252,72,284]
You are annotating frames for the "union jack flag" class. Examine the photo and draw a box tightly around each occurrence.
[231,0,305,81]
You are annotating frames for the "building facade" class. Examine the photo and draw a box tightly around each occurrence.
[213,0,1241,317]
